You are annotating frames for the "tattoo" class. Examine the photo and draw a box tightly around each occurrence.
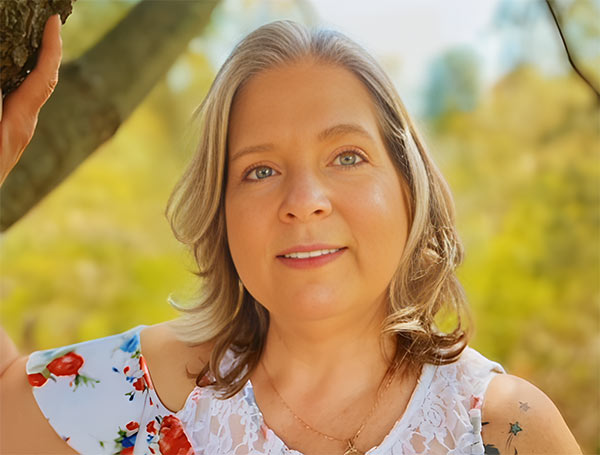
[485,443,519,454]
[505,421,523,452]
[483,444,519,455]
[519,401,530,412]
[483,400,527,455]
[509,421,523,436]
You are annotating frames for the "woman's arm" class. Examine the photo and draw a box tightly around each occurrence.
[481,373,582,454]
[0,15,76,454]
[1,14,62,185]
[1,356,80,454]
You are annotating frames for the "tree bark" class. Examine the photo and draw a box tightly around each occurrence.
[0,0,75,97]
[0,0,220,231]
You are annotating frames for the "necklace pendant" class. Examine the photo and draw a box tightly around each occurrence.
[343,440,363,455]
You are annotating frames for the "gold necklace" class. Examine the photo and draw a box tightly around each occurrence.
[260,360,396,455]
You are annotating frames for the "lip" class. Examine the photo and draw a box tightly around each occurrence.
[276,245,347,270]
[276,244,345,257]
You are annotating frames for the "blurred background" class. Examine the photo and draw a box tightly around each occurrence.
[0,0,598,451]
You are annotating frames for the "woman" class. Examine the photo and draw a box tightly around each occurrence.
[0,16,582,455]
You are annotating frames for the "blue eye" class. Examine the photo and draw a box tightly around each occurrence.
[334,150,366,167]
[246,166,275,180]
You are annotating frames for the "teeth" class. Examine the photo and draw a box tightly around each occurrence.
[283,248,341,259]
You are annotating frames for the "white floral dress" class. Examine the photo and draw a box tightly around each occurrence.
[26,325,505,454]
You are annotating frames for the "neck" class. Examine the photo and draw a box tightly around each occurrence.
[259,297,397,396]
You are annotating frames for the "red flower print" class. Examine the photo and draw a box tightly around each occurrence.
[120,447,134,455]
[28,373,48,387]
[47,352,84,376]
[158,415,193,455]
[27,352,98,390]
[126,421,139,432]
[139,355,154,390]
[147,421,157,434]
[133,378,146,391]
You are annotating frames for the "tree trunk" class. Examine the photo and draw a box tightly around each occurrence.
[0,0,220,231]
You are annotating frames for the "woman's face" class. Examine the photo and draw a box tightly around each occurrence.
[225,59,411,323]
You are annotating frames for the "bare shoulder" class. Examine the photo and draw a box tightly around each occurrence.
[140,320,214,412]
[481,373,582,455]
[0,356,79,454]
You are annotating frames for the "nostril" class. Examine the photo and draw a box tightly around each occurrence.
[279,189,333,222]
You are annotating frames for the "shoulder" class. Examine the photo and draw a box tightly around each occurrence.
[437,346,505,396]
[2,327,147,455]
[481,373,582,454]
[1,355,79,454]
[140,320,214,412]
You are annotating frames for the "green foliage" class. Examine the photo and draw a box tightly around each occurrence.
[430,65,598,451]
[0,44,213,352]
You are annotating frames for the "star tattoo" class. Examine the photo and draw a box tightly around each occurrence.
[484,444,500,454]
[510,422,523,436]
[485,445,519,455]
[506,421,523,452]
[519,401,530,412]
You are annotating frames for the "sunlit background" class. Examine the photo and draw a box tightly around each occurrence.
[1,0,598,451]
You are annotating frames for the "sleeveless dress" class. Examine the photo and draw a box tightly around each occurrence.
[26,325,505,455]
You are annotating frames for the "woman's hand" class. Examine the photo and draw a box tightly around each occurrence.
[0,14,62,186]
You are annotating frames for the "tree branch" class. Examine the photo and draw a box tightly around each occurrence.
[544,0,600,101]
[0,0,220,231]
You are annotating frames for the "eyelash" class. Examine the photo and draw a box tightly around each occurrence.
[242,148,368,181]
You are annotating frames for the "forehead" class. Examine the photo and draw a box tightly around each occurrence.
[227,59,383,152]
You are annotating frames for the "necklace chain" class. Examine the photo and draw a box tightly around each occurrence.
[260,360,396,455]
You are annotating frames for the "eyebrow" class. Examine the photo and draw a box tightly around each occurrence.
[229,122,375,162]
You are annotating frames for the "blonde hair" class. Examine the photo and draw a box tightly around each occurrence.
[165,20,471,397]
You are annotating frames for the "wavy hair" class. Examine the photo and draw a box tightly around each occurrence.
[165,20,472,398]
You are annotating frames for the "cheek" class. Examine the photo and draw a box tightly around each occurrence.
[226,198,254,263]
[225,193,271,290]
[346,173,409,277]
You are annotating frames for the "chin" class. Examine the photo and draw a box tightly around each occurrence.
[276,287,351,321]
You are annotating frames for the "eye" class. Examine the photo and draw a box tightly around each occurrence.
[333,150,366,167]
[245,165,277,181]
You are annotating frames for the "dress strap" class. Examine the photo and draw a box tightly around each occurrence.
[468,395,485,454]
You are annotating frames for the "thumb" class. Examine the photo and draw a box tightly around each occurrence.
[4,15,63,121]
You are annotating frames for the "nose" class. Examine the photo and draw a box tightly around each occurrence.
[278,169,332,223]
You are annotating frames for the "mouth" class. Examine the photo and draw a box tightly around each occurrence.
[276,247,347,269]
[279,247,345,259]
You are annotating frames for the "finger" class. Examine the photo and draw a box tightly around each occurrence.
[3,15,62,122]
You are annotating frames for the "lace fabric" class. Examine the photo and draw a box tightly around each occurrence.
[26,326,504,455]
[177,347,505,455]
